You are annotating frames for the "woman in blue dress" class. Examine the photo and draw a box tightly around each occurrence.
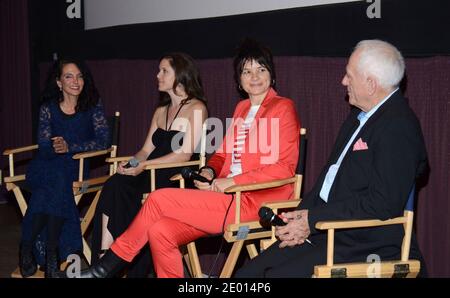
[19,59,110,278]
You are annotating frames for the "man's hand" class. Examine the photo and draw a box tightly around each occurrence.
[275,209,311,248]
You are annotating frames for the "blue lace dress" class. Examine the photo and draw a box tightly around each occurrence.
[22,99,110,265]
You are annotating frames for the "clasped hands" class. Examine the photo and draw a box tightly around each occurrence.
[275,209,311,248]
[51,136,68,154]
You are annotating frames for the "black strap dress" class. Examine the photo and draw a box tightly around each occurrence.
[91,102,197,277]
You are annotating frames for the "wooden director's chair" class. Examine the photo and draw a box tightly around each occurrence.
[3,111,120,278]
[106,123,207,199]
[313,185,420,278]
[179,128,307,278]
[104,123,207,278]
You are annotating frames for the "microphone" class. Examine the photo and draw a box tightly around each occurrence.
[123,157,139,168]
[259,206,286,226]
[258,206,314,246]
[181,167,212,184]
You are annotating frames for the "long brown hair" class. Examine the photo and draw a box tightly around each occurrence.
[158,52,206,107]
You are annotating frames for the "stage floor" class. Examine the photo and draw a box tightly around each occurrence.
[0,201,21,278]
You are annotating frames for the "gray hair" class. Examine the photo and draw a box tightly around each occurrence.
[354,40,405,89]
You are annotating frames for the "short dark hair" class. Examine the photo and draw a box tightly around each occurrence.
[42,58,100,112]
[233,38,276,98]
[158,52,206,107]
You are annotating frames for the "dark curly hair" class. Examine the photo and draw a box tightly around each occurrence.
[41,58,100,111]
[233,38,276,98]
[158,52,206,107]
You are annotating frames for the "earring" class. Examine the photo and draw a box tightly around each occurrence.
[238,85,243,91]
[272,79,276,86]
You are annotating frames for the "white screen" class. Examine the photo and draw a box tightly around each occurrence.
[84,0,360,30]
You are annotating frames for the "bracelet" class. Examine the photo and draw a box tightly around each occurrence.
[199,166,216,180]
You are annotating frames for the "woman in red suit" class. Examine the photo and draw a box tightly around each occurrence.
[79,39,301,278]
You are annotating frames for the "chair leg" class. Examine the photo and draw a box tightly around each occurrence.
[80,190,102,234]
[182,249,193,277]
[186,242,203,278]
[78,190,102,265]
[260,238,277,251]
[74,193,83,205]
[82,238,92,265]
[12,186,27,216]
[220,240,244,278]
[246,243,258,259]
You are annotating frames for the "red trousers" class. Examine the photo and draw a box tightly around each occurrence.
[110,188,260,277]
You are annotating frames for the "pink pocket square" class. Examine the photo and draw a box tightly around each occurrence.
[353,138,369,151]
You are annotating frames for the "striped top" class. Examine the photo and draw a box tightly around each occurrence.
[228,104,261,177]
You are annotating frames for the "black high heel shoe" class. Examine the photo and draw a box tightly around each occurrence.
[79,250,127,278]
[19,243,37,278]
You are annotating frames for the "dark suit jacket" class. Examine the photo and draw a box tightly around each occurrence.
[300,90,428,263]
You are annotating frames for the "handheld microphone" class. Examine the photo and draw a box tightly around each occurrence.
[181,167,212,184]
[259,206,286,226]
[123,157,139,168]
[258,206,314,246]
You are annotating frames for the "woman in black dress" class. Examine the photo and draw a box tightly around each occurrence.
[91,53,208,277]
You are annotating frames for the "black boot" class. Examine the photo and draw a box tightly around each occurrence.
[45,247,61,278]
[19,243,37,278]
[79,250,127,278]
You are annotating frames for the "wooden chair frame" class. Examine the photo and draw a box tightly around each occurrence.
[4,111,120,277]
[313,188,419,278]
[178,128,307,278]
[102,123,207,278]
[105,123,207,194]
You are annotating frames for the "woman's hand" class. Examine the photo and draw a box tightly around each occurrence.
[211,177,235,193]
[117,160,145,176]
[116,161,128,175]
[194,169,214,191]
[51,136,68,154]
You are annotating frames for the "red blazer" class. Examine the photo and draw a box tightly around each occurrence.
[208,88,301,209]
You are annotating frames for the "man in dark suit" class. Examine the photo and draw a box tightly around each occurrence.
[236,40,429,278]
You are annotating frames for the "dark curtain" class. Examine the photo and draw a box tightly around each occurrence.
[37,56,449,277]
[404,57,450,277]
[0,0,32,179]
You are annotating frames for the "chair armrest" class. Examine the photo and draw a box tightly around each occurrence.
[144,160,202,170]
[73,175,110,188]
[170,173,183,181]
[3,145,38,155]
[315,216,408,230]
[4,175,26,183]
[72,148,113,159]
[224,176,298,193]
[105,156,133,163]
[262,199,301,210]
